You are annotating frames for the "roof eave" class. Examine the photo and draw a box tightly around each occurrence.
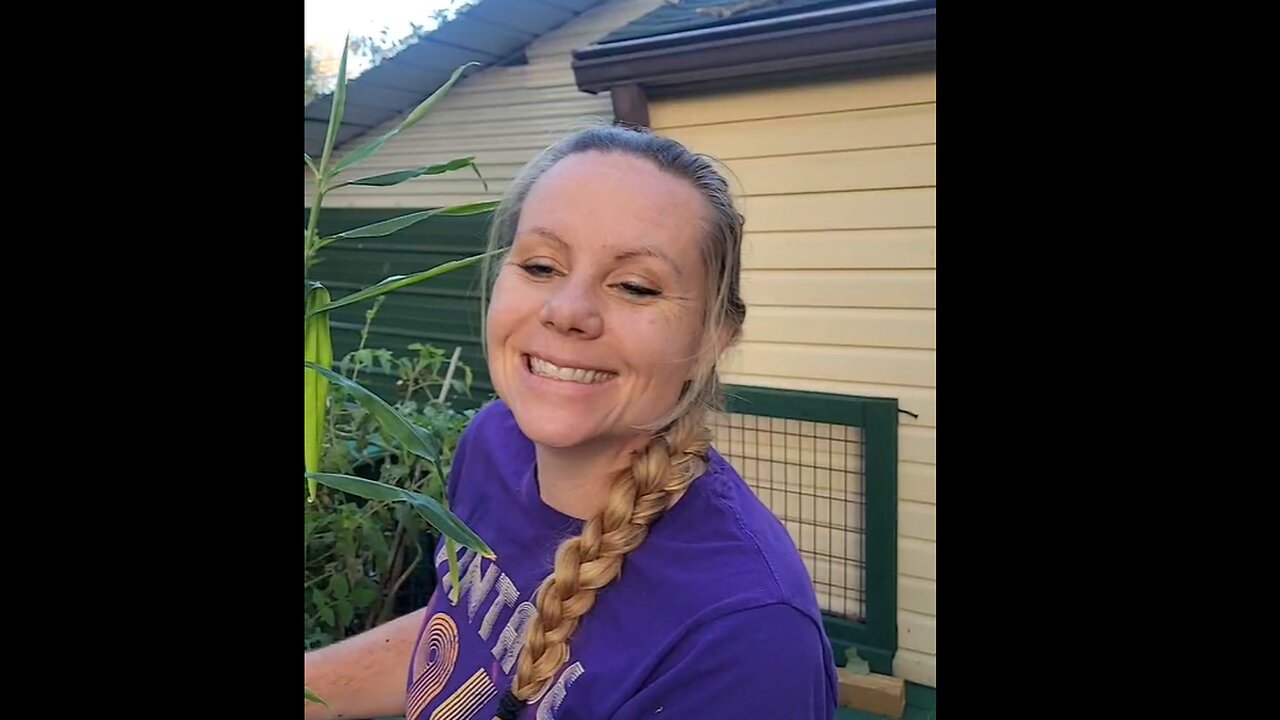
[571,0,936,94]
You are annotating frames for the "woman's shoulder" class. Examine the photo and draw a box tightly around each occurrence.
[454,398,529,460]
[638,446,823,616]
[445,398,532,501]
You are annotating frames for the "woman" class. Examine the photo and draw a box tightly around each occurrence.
[305,125,837,719]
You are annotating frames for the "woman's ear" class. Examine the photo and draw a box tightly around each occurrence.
[716,322,736,356]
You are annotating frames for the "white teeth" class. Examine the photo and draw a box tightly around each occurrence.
[529,356,612,384]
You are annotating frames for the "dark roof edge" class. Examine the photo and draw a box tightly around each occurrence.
[571,0,935,94]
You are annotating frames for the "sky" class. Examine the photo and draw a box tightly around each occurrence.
[305,0,461,76]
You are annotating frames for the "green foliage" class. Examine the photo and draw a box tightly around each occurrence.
[302,32,495,675]
[304,336,479,650]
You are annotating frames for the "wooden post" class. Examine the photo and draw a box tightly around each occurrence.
[836,669,907,718]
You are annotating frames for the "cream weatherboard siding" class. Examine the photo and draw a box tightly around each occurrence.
[650,67,938,688]
[305,0,666,209]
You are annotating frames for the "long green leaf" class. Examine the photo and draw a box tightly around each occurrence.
[304,286,333,502]
[332,62,480,176]
[306,472,495,559]
[305,687,328,707]
[403,62,481,128]
[305,362,439,462]
[331,200,500,240]
[304,153,318,177]
[436,457,462,605]
[330,157,477,189]
[319,36,350,177]
[307,471,405,503]
[305,248,501,317]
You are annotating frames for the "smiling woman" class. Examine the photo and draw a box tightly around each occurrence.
[303,124,838,720]
[486,150,711,458]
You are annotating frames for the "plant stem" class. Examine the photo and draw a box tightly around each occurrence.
[351,297,383,384]
[438,346,462,404]
[305,571,335,589]
[382,541,423,625]
[304,184,327,271]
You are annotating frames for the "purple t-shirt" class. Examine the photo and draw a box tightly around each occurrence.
[405,399,837,719]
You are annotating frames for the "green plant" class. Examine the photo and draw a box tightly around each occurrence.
[303,36,496,706]
[306,303,480,649]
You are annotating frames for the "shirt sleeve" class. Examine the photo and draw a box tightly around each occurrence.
[611,603,837,720]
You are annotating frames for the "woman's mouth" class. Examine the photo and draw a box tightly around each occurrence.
[524,354,617,385]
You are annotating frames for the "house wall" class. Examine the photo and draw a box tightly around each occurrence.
[648,66,939,688]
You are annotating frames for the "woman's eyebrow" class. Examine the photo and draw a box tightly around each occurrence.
[614,245,683,277]
[521,226,683,278]
[519,225,570,252]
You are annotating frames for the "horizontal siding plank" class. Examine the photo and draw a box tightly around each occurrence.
[742,306,935,349]
[651,69,936,127]
[720,373,936,428]
[894,650,936,688]
[899,426,936,465]
[439,83,588,110]
[330,151,532,172]
[899,462,936,504]
[381,113,613,139]
[721,453,867,485]
[661,104,935,159]
[714,427,866,458]
[805,554,866,593]
[740,269,936,309]
[898,611,936,654]
[727,145,935,196]
[358,136,554,154]
[899,538,936,580]
[306,192,500,209]
[323,176,508,198]
[814,588,866,620]
[898,576,936,616]
[776,497,865,536]
[715,417,863,443]
[384,96,607,126]
[744,229,936,270]
[451,63,576,88]
[900,500,936,541]
[743,189,936,231]
[726,343,935,388]
[443,72,578,94]
[326,167,519,190]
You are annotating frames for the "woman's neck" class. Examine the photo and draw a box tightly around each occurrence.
[533,435,649,520]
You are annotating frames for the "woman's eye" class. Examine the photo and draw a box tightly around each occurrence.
[618,281,661,297]
[519,262,556,278]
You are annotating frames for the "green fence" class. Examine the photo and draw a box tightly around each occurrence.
[309,208,496,409]
[715,385,899,674]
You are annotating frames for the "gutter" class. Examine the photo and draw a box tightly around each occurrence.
[572,0,936,122]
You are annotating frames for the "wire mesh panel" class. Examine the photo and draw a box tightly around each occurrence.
[709,411,866,621]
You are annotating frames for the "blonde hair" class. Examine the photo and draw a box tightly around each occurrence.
[480,124,747,712]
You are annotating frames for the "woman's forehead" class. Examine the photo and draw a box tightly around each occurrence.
[518,152,707,250]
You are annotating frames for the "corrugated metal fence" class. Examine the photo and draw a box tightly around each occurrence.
[309,208,495,409]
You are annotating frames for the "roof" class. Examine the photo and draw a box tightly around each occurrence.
[572,0,936,93]
[304,0,609,160]
[597,0,857,44]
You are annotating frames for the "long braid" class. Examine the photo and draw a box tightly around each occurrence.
[494,411,712,716]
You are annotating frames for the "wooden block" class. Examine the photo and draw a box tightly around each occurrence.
[836,669,906,718]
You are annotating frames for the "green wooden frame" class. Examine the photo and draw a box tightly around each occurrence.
[722,384,898,674]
